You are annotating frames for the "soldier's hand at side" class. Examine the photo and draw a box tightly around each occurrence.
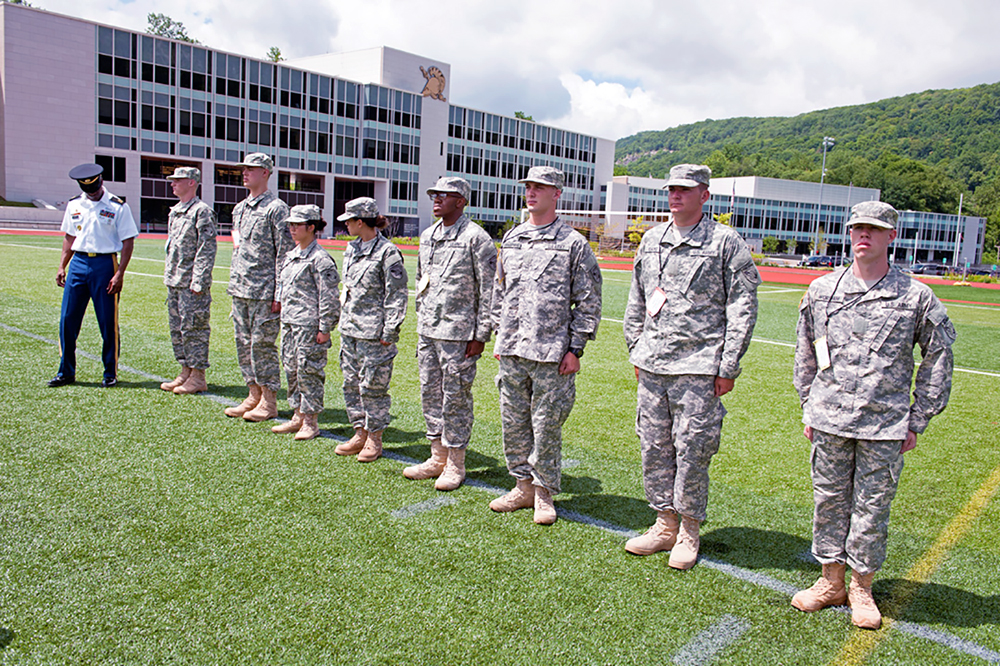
[465,340,485,358]
[634,365,639,380]
[107,272,124,295]
[714,376,735,397]
[901,430,917,454]
[316,331,330,344]
[558,351,580,376]
[56,268,66,288]
[271,300,281,314]
[803,425,813,442]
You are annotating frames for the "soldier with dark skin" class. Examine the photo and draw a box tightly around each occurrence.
[792,201,954,629]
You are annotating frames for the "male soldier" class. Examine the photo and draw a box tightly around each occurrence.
[49,163,138,388]
[792,201,954,629]
[224,153,292,421]
[489,166,602,525]
[160,166,217,395]
[403,177,497,490]
[623,164,759,570]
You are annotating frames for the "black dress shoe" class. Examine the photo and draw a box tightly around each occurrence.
[101,377,118,388]
[47,375,75,387]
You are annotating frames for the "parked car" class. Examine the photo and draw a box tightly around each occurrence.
[904,263,950,276]
[799,255,836,268]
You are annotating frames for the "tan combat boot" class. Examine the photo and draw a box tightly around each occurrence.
[335,428,368,456]
[225,384,262,418]
[161,367,190,392]
[489,479,535,512]
[295,413,320,441]
[271,410,304,434]
[848,570,882,629]
[533,486,557,525]
[435,447,466,491]
[625,511,680,555]
[791,563,847,612]
[173,368,207,394]
[403,438,447,480]
[357,429,383,462]
[668,515,701,570]
[243,386,278,422]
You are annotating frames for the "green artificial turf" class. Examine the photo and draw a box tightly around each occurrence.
[0,234,997,665]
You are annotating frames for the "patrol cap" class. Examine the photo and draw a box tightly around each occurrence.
[663,164,711,189]
[519,166,564,191]
[427,176,471,202]
[68,163,103,184]
[288,204,322,224]
[166,166,201,182]
[241,152,274,171]
[337,197,379,222]
[847,201,897,230]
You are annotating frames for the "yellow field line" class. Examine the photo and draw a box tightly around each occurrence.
[830,462,1000,666]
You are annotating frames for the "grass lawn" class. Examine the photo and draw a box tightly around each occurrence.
[0,233,998,665]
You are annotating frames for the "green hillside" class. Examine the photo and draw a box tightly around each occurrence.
[615,82,1000,261]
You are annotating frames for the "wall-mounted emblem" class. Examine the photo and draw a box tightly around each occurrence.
[420,66,447,102]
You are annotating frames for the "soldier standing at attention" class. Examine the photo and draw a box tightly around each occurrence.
[160,166,217,395]
[489,166,603,525]
[224,153,292,422]
[792,201,954,629]
[622,164,759,569]
[49,163,138,388]
[271,205,340,441]
[333,198,408,463]
[403,176,497,491]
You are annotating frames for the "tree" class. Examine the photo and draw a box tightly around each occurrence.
[266,47,284,62]
[613,164,629,176]
[761,236,780,253]
[146,13,199,43]
[714,212,732,226]
[514,111,534,122]
[5,0,35,6]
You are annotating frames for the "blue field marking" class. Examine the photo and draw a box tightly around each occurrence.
[671,614,751,666]
[3,318,999,663]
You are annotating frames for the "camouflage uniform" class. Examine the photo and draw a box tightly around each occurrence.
[164,195,217,370]
[416,214,497,449]
[623,215,759,521]
[795,265,954,573]
[339,234,408,432]
[492,218,602,493]
[227,190,292,392]
[278,239,341,415]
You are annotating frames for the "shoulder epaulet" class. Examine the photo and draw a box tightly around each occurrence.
[70,193,85,201]
[110,196,125,205]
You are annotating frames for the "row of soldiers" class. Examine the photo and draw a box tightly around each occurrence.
[51,158,954,631]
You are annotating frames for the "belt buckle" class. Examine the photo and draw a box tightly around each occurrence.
[87,252,98,257]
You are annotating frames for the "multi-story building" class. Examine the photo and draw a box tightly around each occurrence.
[603,175,985,265]
[0,4,615,236]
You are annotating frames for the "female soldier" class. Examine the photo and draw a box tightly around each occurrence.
[271,204,341,441]
[333,198,408,461]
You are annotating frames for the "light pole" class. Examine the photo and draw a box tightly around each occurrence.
[814,136,834,255]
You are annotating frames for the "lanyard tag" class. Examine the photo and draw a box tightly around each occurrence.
[647,287,668,317]
[339,282,348,305]
[814,336,831,371]
[417,273,431,294]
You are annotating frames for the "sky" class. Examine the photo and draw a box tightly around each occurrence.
[30,0,1000,141]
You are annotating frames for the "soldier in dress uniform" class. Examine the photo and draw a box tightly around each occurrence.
[791,201,955,629]
[489,166,603,525]
[622,164,760,569]
[160,166,217,395]
[403,177,497,491]
[49,163,139,388]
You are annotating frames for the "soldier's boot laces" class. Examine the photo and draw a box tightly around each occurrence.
[357,430,383,462]
[791,563,847,612]
[161,367,191,392]
[225,384,262,418]
[849,571,882,630]
[174,368,207,394]
[294,413,320,441]
[533,486,557,525]
[668,516,701,570]
[272,410,304,434]
[435,447,466,491]
[244,386,278,422]
[489,479,535,513]
[403,438,447,480]
[625,511,680,555]
[335,428,368,456]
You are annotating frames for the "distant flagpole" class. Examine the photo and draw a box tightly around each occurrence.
[954,192,964,268]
